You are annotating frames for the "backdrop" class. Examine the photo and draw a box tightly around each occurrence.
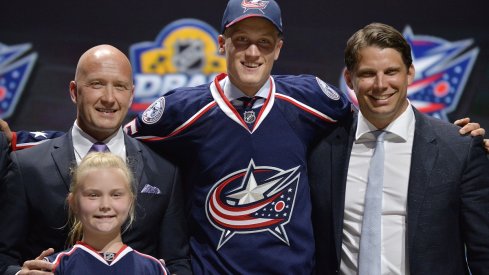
[1,0,487,131]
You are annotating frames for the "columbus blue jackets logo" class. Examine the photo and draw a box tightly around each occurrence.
[206,160,300,249]
[241,0,269,12]
[129,19,226,113]
[340,26,479,120]
[0,43,37,119]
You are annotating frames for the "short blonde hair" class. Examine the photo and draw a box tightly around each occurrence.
[67,152,136,246]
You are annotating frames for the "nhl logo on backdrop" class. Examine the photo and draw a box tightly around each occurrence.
[129,19,226,113]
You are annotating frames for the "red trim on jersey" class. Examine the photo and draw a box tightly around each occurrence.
[214,73,273,132]
[143,101,218,142]
[52,246,78,272]
[11,131,17,151]
[275,93,336,123]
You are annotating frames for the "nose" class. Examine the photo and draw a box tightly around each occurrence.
[101,85,116,104]
[99,196,111,212]
[373,73,387,91]
[245,43,260,58]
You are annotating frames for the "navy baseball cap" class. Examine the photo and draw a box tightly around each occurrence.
[221,0,283,33]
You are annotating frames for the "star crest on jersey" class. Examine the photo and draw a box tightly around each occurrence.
[316,77,340,101]
[142,97,165,124]
[206,159,300,249]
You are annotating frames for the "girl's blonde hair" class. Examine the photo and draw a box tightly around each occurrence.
[67,152,136,246]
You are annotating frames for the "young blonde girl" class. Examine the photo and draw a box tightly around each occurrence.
[45,152,168,274]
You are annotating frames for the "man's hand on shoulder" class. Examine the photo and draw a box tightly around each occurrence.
[454,117,489,153]
[18,248,54,275]
[0,119,13,143]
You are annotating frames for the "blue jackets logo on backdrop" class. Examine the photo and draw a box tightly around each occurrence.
[340,26,479,120]
[0,42,37,119]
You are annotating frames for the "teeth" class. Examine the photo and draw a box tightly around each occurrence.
[97,108,116,113]
[372,94,392,100]
[243,62,259,68]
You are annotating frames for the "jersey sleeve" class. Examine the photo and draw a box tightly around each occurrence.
[273,74,352,139]
[124,85,212,142]
[12,130,65,150]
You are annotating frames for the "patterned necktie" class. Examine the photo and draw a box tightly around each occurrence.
[89,142,110,153]
[236,96,259,129]
[358,130,386,275]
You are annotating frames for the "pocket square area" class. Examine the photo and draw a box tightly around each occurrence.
[141,184,161,194]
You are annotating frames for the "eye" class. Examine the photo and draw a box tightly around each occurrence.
[89,81,104,89]
[258,38,272,45]
[87,193,99,198]
[114,84,129,91]
[358,71,375,78]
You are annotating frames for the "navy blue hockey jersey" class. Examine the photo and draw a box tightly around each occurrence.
[45,242,168,275]
[124,73,351,274]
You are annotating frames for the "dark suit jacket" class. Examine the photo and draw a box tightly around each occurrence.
[309,107,489,274]
[0,133,9,182]
[0,132,191,275]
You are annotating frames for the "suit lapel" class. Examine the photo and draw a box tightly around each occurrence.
[407,108,438,248]
[51,133,76,190]
[124,134,144,191]
[331,113,357,263]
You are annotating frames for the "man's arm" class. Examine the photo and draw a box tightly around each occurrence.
[158,166,191,275]
[0,154,30,275]
[460,135,489,273]
[0,133,9,181]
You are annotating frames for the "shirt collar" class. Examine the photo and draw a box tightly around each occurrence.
[221,77,270,102]
[356,100,415,143]
[72,121,125,159]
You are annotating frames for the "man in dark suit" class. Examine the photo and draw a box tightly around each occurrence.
[0,45,190,275]
[0,132,9,181]
[309,23,489,274]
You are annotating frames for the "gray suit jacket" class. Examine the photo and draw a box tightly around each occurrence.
[0,131,191,275]
[309,107,489,274]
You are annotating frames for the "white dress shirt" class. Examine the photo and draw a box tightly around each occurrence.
[220,77,268,108]
[341,104,415,275]
[71,121,126,164]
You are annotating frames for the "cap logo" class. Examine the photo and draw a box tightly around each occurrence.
[241,0,269,13]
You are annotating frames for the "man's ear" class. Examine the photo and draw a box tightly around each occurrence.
[218,35,226,55]
[69,81,77,104]
[407,64,415,85]
[274,39,284,61]
[344,69,354,90]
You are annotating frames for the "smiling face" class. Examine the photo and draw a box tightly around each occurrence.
[71,167,133,240]
[70,45,134,141]
[345,46,414,129]
[218,17,283,97]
